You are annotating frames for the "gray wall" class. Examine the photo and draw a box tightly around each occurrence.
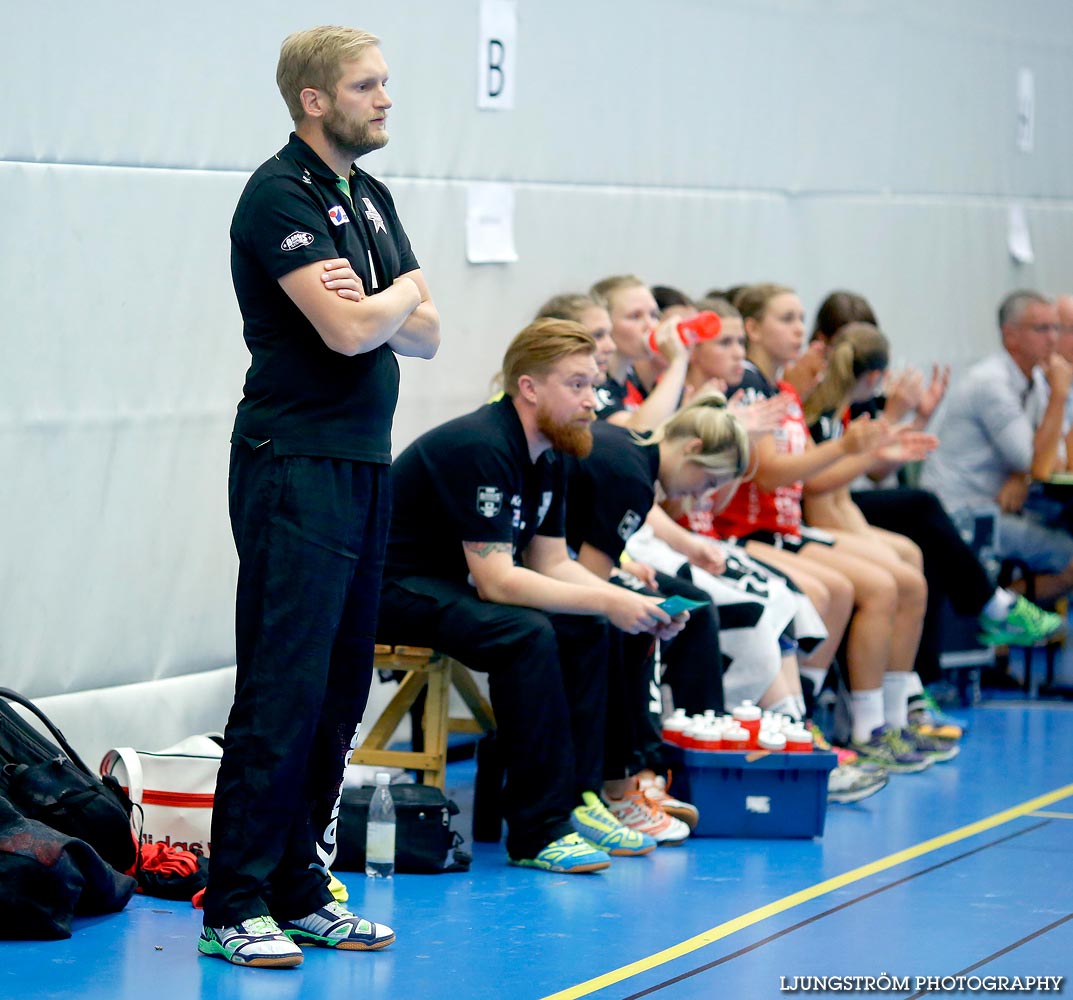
[2,0,1071,756]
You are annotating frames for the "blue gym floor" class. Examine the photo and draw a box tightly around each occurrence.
[4,700,1072,999]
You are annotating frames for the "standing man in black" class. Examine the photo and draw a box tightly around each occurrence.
[199,26,439,969]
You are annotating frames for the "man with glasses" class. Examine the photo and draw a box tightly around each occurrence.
[922,291,1073,604]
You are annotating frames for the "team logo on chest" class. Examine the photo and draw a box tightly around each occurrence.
[362,197,387,234]
[477,486,503,518]
[328,204,350,226]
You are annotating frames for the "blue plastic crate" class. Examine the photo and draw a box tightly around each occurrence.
[683,749,838,838]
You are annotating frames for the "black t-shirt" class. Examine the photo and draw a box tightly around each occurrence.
[594,377,628,420]
[726,360,777,402]
[809,408,844,445]
[566,422,660,562]
[230,133,419,462]
[385,397,567,584]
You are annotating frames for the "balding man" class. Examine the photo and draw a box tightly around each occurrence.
[922,291,1073,605]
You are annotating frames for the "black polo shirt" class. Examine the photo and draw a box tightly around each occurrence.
[385,397,567,585]
[230,133,419,462]
[566,422,660,562]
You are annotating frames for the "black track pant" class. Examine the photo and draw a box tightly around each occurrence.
[202,443,388,928]
[607,571,725,776]
[377,577,609,861]
[852,487,994,683]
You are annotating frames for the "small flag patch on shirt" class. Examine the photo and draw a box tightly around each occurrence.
[328,205,350,226]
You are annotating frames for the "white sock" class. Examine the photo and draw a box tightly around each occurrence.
[768,695,802,721]
[795,694,807,718]
[904,671,924,698]
[882,671,914,729]
[799,665,829,694]
[850,688,884,743]
[982,588,1017,621]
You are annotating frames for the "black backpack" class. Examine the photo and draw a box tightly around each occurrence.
[0,688,136,873]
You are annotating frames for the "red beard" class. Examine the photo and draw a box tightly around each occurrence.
[536,406,594,458]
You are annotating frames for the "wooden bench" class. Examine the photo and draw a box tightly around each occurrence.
[348,645,495,790]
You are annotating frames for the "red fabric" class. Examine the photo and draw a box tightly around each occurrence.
[684,382,809,540]
[139,841,200,878]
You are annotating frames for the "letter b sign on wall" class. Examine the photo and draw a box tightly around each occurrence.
[478,0,517,110]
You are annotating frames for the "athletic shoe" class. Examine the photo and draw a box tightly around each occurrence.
[906,690,966,740]
[636,770,700,831]
[827,763,889,804]
[278,900,395,951]
[198,915,304,968]
[602,777,691,845]
[327,872,349,903]
[901,726,960,763]
[509,832,611,873]
[850,725,931,774]
[979,595,1064,647]
[572,791,656,856]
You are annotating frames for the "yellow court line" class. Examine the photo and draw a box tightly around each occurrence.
[1029,810,1073,820]
[542,782,1073,1000]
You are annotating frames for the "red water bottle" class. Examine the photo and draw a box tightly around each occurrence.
[647,310,722,353]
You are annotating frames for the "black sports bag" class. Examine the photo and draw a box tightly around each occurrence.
[336,783,471,874]
[0,687,136,873]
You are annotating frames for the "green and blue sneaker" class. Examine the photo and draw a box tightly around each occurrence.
[902,726,959,763]
[850,725,931,774]
[510,832,611,873]
[572,791,657,856]
[907,689,967,740]
[198,915,304,968]
[278,900,395,951]
[979,595,1064,648]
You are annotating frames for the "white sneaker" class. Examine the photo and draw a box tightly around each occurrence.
[603,777,691,845]
[278,900,395,951]
[827,763,889,804]
[198,915,304,968]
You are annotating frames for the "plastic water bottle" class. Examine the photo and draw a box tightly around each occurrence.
[365,773,396,878]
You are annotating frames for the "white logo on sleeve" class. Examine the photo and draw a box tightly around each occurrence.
[536,491,553,527]
[477,486,503,518]
[362,197,387,233]
[617,510,643,542]
[328,205,350,226]
[281,231,314,251]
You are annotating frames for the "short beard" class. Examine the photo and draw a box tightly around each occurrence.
[536,406,594,458]
[322,104,388,161]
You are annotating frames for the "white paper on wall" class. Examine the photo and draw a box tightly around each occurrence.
[466,182,519,263]
[1017,68,1035,153]
[1007,204,1035,264]
[477,0,517,110]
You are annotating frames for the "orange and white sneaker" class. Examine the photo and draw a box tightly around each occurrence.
[602,777,691,846]
[636,770,699,832]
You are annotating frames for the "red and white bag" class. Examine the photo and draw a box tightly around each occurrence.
[100,734,222,858]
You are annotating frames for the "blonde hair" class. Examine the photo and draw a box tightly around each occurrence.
[277,26,380,124]
[500,319,596,398]
[536,292,606,324]
[803,323,890,425]
[590,274,646,311]
[695,296,741,321]
[647,391,750,480]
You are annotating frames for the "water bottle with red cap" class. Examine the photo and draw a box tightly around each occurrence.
[647,311,722,354]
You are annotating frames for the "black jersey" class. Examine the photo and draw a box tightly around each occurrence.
[566,422,660,562]
[230,133,419,462]
[809,408,845,445]
[385,397,567,584]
